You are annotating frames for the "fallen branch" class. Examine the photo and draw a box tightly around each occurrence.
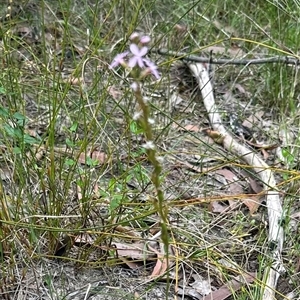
[154,48,300,66]
[188,62,285,300]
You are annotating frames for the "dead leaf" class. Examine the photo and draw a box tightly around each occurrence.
[114,225,141,239]
[205,129,225,144]
[112,242,152,260]
[149,243,174,278]
[190,274,212,296]
[232,83,247,95]
[248,177,263,194]
[90,150,108,163]
[208,201,228,213]
[243,196,263,214]
[177,286,203,299]
[214,169,244,208]
[172,123,203,132]
[182,124,202,132]
[119,258,141,270]
[202,272,256,300]
[242,110,264,129]
[174,23,188,35]
[261,148,269,160]
[77,184,83,201]
[107,85,123,100]
[67,76,82,85]
[77,150,107,165]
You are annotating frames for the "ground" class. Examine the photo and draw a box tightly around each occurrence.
[0,1,300,299]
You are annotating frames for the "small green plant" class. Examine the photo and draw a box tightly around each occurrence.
[109,33,169,255]
[0,106,41,153]
[281,148,295,180]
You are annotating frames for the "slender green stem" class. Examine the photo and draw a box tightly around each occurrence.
[133,83,169,255]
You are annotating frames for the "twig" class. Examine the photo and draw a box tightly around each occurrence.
[188,62,285,300]
[153,48,300,65]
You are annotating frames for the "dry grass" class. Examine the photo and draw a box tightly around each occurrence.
[0,0,299,299]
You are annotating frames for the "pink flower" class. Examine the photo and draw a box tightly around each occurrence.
[140,36,151,44]
[129,32,140,41]
[144,60,160,79]
[130,82,138,91]
[128,44,148,68]
[109,51,129,69]
[109,34,160,80]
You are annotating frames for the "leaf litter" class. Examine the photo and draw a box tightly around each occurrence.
[0,1,298,300]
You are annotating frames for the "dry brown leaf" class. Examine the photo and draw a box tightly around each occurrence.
[214,169,263,213]
[202,272,256,300]
[77,150,107,165]
[67,77,82,85]
[214,169,244,208]
[112,242,152,260]
[172,123,203,132]
[248,177,263,194]
[243,196,263,214]
[208,201,228,213]
[90,150,108,163]
[107,85,123,100]
[150,253,167,277]
[119,258,141,270]
[205,129,225,144]
[242,110,265,129]
[174,23,188,34]
[77,184,83,201]
[190,274,212,296]
[261,148,269,160]
[232,83,247,94]
[183,124,202,132]
[149,243,174,278]
[215,169,236,181]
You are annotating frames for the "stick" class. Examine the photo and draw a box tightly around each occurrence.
[188,62,285,300]
[153,48,300,66]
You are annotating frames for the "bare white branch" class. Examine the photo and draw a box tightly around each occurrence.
[188,62,285,300]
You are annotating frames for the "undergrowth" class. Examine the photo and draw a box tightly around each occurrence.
[0,0,299,299]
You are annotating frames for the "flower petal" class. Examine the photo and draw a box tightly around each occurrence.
[137,57,145,68]
[128,56,138,68]
[130,32,140,41]
[140,36,151,44]
[143,59,160,78]
[139,46,148,56]
[109,51,129,69]
[129,44,140,56]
